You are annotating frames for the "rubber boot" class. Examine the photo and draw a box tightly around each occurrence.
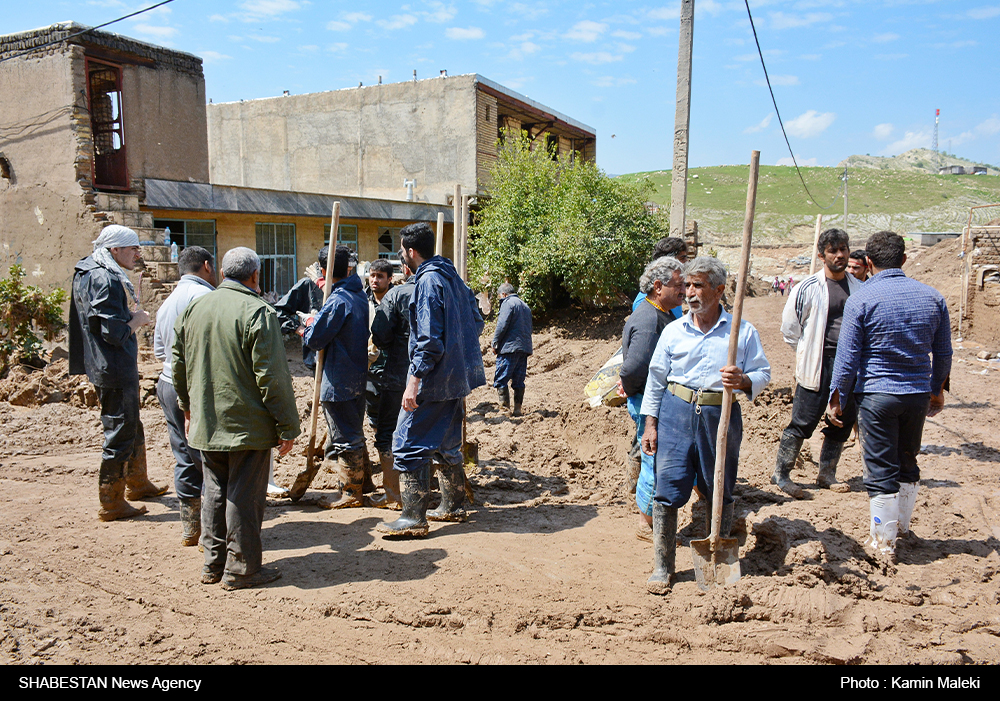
[377,466,430,538]
[98,459,147,521]
[702,501,735,538]
[362,450,377,494]
[497,386,510,410]
[866,493,899,565]
[179,497,201,546]
[512,387,524,417]
[318,450,366,509]
[770,435,805,498]
[379,451,402,510]
[427,462,468,522]
[124,443,168,501]
[625,439,642,494]
[647,501,677,595]
[817,439,850,492]
[897,482,919,538]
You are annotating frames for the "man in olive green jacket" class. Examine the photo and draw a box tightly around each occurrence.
[173,247,300,590]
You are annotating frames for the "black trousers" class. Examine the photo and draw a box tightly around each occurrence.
[201,449,270,577]
[857,392,929,496]
[783,354,857,444]
[96,383,144,464]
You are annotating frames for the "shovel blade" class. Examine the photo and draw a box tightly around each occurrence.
[690,537,741,592]
[463,439,479,468]
[288,450,323,502]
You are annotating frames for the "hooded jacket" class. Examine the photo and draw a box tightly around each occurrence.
[408,255,486,402]
[303,273,370,402]
[492,293,533,356]
[371,278,415,392]
[69,256,139,388]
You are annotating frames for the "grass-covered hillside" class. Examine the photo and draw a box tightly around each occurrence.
[617,165,1000,245]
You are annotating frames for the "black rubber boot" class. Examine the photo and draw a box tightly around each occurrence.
[646,502,677,595]
[817,439,850,492]
[179,497,201,546]
[512,387,524,416]
[427,462,468,522]
[720,502,735,538]
[377,466,430,538]
[770,434,805,498]
[98,459,147,521]
[497,386,510,409]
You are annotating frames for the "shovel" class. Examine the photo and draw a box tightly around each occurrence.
[690,150,760,591]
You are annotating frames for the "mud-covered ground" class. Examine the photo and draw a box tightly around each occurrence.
[1,286,999,665]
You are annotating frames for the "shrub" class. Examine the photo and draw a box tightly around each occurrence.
[0,263,67,378]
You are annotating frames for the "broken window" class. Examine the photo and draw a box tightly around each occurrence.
[377,227,401,261]
[87,59,128,190]
[256,223,297,296]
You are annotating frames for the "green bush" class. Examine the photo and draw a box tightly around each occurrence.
[470,131,667,312]
[0,263,67,377]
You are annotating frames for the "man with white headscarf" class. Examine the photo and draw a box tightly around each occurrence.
[70,224,167,521]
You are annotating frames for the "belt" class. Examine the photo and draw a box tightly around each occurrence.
[668,383,724,406]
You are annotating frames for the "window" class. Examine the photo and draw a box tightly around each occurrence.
[255,223,297,296]
[153,219,217,258]
[87,59,127,190]
[377,227,401,260]
[323,224,359,252]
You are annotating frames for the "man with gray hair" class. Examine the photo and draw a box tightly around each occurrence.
[70,224,166,521]
[491,282,533,416]
[173,246,300,590]
[640,256,770,595]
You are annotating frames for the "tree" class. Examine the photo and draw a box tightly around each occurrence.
[0,263,66,378]
[470,130,667,313]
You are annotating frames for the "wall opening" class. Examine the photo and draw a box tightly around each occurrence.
[87,58,129,191]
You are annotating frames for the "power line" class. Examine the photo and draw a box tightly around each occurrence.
[0,0,177,65]
[743,0,842,211]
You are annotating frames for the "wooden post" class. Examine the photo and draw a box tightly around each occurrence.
[670,0,695,240]
[453,184,462,264]
[435,212,445,256]
[809,214,823,275]
[460,194,470,281]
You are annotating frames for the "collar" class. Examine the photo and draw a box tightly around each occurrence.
[682,304,730,335]
[219,278,259,296]
[180,274,215,291]
[868,268,905,282]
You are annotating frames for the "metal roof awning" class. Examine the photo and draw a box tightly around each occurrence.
[143,179,454,223]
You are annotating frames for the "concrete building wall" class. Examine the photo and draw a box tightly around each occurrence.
[208,75,481,206]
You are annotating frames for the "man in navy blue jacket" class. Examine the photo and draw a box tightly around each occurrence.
[302,246,375,509]
[377,223,485,538]
[492,282,533,416]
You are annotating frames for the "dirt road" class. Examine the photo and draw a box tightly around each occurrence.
[1,293,998,665]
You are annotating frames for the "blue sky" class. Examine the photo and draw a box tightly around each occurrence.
[7,1,1000,175]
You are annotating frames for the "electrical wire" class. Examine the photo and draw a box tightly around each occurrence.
[0,0,177,65]
[744,0,843,211]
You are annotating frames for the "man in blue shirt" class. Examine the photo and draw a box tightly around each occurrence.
[640,257,771,595]
[827,231,951,565]
[377,223,485,538]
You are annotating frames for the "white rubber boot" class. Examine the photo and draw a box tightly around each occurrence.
[266,450,289,498]
[866,493,899,565]
[897,483,919,537]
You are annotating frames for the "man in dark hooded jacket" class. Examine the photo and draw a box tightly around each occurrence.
[377,223,485,538]
[491,282,533,416]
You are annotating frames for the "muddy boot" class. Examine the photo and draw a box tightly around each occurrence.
[625,439,642,494]
[770,435,805,498]
[377,466,430,538]
[379,451,402,510]
[179,497,201,547]
[512,388,524,417]
[897,482,919,538]
[362,450,377,493]
[647,501,677,595]
[98,460,147,521]
[817,439,850,492]
[124,444,168,501]
[317,450,366,509]
[427,462,468,522]
[720,502,735,538]
[865,493,899,566]
[497,386,510,410]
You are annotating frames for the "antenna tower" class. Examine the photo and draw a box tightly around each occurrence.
[934,108,940,171]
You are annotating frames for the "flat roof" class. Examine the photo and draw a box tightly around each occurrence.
[143,179,453,223]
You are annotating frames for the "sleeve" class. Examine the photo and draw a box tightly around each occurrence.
[250,309,302,441]
[370,292,396,350]
[619,322,659,398]
[493,299,511,349]
[273,278,314,335]
[302,294,347,351]
[87,274,132,348]
[740,324,771,401]
[830,296,863,402]
[930,297,953,394]
[470,286,485,337]
[153,310,167,361]
[409,281,447,379]
[639,330,673,417]
[780,281,805,347]
[171,310,189,412]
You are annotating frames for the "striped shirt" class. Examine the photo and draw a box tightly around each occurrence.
[830,268,952,399]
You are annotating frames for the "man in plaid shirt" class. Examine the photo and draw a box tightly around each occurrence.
[826,231,952,565]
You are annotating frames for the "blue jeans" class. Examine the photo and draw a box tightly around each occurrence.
[857,392,929,496]
[392,397,465,473]
[157,378,203,500]
[627,394,655,516]
[322,396,366,458]
[494,352,528,390]
[654,391,742,509]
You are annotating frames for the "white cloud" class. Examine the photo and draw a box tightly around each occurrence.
[873,33,900,43]
[249,35,282,43]
[199,50,232,62]
[327,43,349,53]
[424,3,457,23]
[968,6,1000,19]
[785,110,836,138]
[799,53,821,61]
[647,26,671,37]
[446,27,485,40]
[509,41,541,59]
[756,75,799,87]
[378,15,418,30]
[884,130,930,154]
[769,12,832,30]
[873,123,894,140]
[327,21,351,31]
[744,114,773,134]
[648,6,680,21]
[239,0,300,17]
[132,24,178,39]
[776,156,819,167]
[977,115,1000,135]
[570,51,624,65]
[344,12,373,23]
[592,76,637,88]
[565,21,608,43]
[612,30,643,40]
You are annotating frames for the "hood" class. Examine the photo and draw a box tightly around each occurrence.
[335,274,365,293]
[415,255,460,283]
[74,255,101,274]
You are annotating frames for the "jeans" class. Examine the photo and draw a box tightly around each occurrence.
[322,395,366,459]
[494,352,528,390]
[157,378,203,500]
[857,392,929,496]
[627,393,655,516]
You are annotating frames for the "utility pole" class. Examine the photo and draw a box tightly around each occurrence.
[841,166,849,235]
[670,0,695,240]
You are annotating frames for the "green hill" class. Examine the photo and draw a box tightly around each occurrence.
[617,164,1000,245]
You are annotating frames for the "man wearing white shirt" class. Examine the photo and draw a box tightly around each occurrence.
[153,246,216,547]
[640,257,771,595]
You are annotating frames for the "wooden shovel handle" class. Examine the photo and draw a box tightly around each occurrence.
[307,202,340,463]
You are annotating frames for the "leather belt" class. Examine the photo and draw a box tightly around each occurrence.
[668,382,724,406]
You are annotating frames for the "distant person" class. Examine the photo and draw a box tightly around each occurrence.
[274,246,328,371]
[772,277,780,295]
[847,250,869,282]
[153,246,216,546]
[172,247,300,590]
[779,279,786,296]
[827,231,951,565]
[69,225,166,522]
[491,282,533,416]
[772,229,862,498]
